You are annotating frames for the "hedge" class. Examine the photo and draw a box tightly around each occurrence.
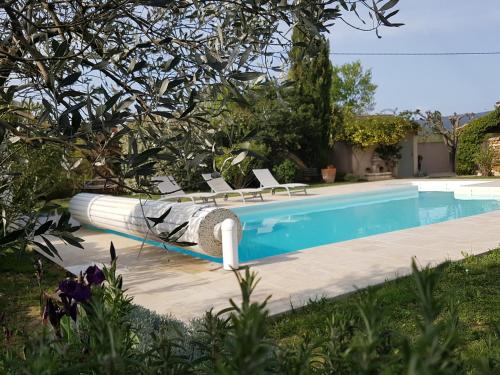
[456,108,500,175]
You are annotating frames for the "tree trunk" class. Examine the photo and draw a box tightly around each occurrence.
[450,147,456,173]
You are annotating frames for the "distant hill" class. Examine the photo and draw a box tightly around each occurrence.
[416,111,491,131]
[441,111,491,129]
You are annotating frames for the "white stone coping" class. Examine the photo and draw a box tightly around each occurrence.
[409,179,491,192]
[407,179,500,200]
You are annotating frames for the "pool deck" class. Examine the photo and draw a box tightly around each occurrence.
[43,179,500,322]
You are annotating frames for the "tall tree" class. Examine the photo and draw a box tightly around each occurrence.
[331,60,377,114]
[287,26,333,167]
[415,110,473,172]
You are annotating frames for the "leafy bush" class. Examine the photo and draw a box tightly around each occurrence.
[343,173,360,182]
[128,305,189,352]
[215,142,269,188]
[338,112,418,148]
[456,108,500,175]
[8,142,90,201]
[2,247,499,374]
[475,146,495,176]
[213,84,300,166]
[272,159,298,183]
[1,141,90,257]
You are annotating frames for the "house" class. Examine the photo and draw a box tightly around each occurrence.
[330,107,500,179]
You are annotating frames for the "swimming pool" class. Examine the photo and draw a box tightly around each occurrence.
[231,187,500,262]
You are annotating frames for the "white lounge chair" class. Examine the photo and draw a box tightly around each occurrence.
[201,173,263,203]
[253,168,308,197]
[154,176,218,204]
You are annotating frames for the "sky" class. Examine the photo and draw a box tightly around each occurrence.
[327,0,500,115]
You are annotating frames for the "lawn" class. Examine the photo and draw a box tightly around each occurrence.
[0,250,67,347]
[269,249,500,368]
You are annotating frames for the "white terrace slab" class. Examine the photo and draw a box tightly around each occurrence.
[43,179,500,322]
[406,178,500,200]
[453,180,500,200]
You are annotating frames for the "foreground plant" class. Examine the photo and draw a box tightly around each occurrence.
[1,248,498,374]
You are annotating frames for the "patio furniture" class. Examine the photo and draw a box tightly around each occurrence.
[201,173,263,203]
[83,177,120,194]
[154,176,218,204]
[253,168,308,197]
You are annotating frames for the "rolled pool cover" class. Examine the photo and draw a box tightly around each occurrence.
[69,193,242,258]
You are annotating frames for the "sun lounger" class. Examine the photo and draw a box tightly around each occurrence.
[154,176,218,204]
[201,173,263,203]
[252,168,308,197]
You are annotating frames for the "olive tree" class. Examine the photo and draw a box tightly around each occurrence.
[0,0,403,251]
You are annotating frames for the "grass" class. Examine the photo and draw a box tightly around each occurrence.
[269,249,500,366]
[0,250,67,347]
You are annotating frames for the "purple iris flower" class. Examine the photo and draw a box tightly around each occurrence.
[85,265,105,285]
[58,279,91,302]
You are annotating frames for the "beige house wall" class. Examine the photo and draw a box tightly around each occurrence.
[331,134,418,178]
[417,140,453,175]
[330,142,353,175]
[398,135,418,177]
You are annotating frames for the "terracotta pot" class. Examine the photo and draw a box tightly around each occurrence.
[321,167,336,183]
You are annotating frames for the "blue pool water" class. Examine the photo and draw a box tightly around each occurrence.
[231,189,500,262]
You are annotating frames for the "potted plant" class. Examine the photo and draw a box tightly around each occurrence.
[321,164,336,183]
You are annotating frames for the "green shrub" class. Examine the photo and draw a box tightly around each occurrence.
[2,142,91,230]
[343,173,360,182]
[456,108,500,175]
[272,159,297,183]
[475,146,495,176]
[128,305,189,352]
[215,142,269,188]
[10,142,90,201]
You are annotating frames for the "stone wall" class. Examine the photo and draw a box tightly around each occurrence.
[487,135,500,174]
